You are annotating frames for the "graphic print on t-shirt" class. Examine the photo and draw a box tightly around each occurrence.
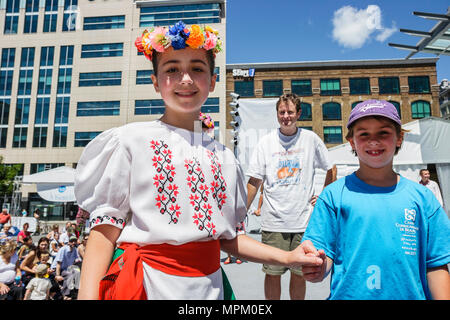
[274,149,302,186]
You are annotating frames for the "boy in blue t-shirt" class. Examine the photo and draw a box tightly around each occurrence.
[302,100,450,299]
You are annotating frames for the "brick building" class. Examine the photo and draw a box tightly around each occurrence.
[226,58,440,148]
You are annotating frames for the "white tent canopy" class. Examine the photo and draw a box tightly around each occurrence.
[22,166,76,202]
[328,117,450,216]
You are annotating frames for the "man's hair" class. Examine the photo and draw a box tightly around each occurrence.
[151,49,216,77]
[276,93,301,113]
[345,115,407,156]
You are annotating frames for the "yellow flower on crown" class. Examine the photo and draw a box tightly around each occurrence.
[185,25,205,49]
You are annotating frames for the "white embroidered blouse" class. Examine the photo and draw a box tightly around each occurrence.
[74,120,247,299]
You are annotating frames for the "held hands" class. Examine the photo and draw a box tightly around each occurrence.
[301,240,327,283]
[286,240,324,269]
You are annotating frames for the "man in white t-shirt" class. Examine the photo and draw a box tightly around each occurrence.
[419,169,444,207]
[246,93,334,300]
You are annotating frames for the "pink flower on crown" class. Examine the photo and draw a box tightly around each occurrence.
[149,27,170,53]
[203,31,218,51]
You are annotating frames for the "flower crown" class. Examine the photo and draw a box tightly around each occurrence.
[199,112,214,131]
[135,21,222,61]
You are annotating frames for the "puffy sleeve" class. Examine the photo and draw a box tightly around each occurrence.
[74,127,131,231]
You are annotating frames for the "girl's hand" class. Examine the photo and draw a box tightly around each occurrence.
[286,242,323,268]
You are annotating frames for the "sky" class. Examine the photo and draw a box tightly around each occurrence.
[226,0,450,82]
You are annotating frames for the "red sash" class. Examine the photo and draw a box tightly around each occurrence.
[98,240,220,300]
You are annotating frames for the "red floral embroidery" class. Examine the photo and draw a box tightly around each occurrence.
[207,150,227,213]
[185,158,216,237]
[90,215,126,228]
[151,140,180,224]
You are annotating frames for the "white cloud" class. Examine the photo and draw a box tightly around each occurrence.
[332,5,396,49]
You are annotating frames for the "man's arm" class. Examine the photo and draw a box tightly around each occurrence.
[247,176,263,210]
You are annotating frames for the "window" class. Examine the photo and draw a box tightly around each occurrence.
[77,101,120,116]
[53,125,67,147]
[349,78,370,95]
[24,0,39,34]
[214,121,219,141]
[201,98,219,113]
[320,79,341,96]
[79,72,122,87]
[234,80,254,97]
[32,126,47,147]
[140,3,221,27]
[57,68,72,94]
[34,98,50,125]
[75,131,101,147]
[136,70,154,85]
[263,80,283,97]
[323,126,342,144]
[30,163,64,174]
[322,102,341,120]
[299,102,312,121]
[54,96,70,124]
[135,99,165,115]
[4,0,20,34]
[378,77,400,94]
[0,99,10,148]
[63,0,78,32]
[59,46,74,66]
[83,15,125,30]
[81,43,123,58]
[20,47,35,68]
[18,69,34,96]
[408,76,430,93]
[12,127,27,148]
[214,67,220,82]
[15,98,30,125]
[1,48,15,97]
[44,0,58,33]
[388,101,401,119]
[291,79,312,96]
[411,100,431,119]
[38,47,54,95]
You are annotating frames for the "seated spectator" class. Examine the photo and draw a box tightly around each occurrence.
[20,237,50,286]
[51,236,80,300]
[0,209,11,231]
[46,224,60,241]
[0,240,24,300]
[24,264,51,300]
[49,232,61,261]
[59,226,74,247]
[17,237,35,263]
[77,233,88,262]
[17,223,31,247]
[0,224,14,243]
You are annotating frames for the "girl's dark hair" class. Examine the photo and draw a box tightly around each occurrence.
[151,49,216,77]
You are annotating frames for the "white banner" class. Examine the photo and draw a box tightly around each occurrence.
[235,98,279,176]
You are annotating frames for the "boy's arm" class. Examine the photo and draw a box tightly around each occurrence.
[427,265,450,300]
[24,288,31,300]
[78,224,121,300]
[220,234,323,268]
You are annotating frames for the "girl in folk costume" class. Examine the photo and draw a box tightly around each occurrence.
[75,21,323,300]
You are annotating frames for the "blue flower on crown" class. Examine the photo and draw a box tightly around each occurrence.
[167,21,190,50]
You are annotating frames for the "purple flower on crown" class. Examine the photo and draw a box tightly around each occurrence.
[167,21,190,50]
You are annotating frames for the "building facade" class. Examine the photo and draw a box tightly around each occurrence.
[0,0,227,219]
[226,58,440,148]
[439,79,450,120]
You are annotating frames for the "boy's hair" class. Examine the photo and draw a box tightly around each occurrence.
[345,115,407,156]
[151,49,216,77]
[276,93,301,113]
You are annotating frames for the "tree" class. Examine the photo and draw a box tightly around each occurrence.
[0,156,21,198]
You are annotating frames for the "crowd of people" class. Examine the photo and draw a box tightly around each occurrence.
[0,217,89,300]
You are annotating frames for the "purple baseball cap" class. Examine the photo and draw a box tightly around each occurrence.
[347,99,401,128]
